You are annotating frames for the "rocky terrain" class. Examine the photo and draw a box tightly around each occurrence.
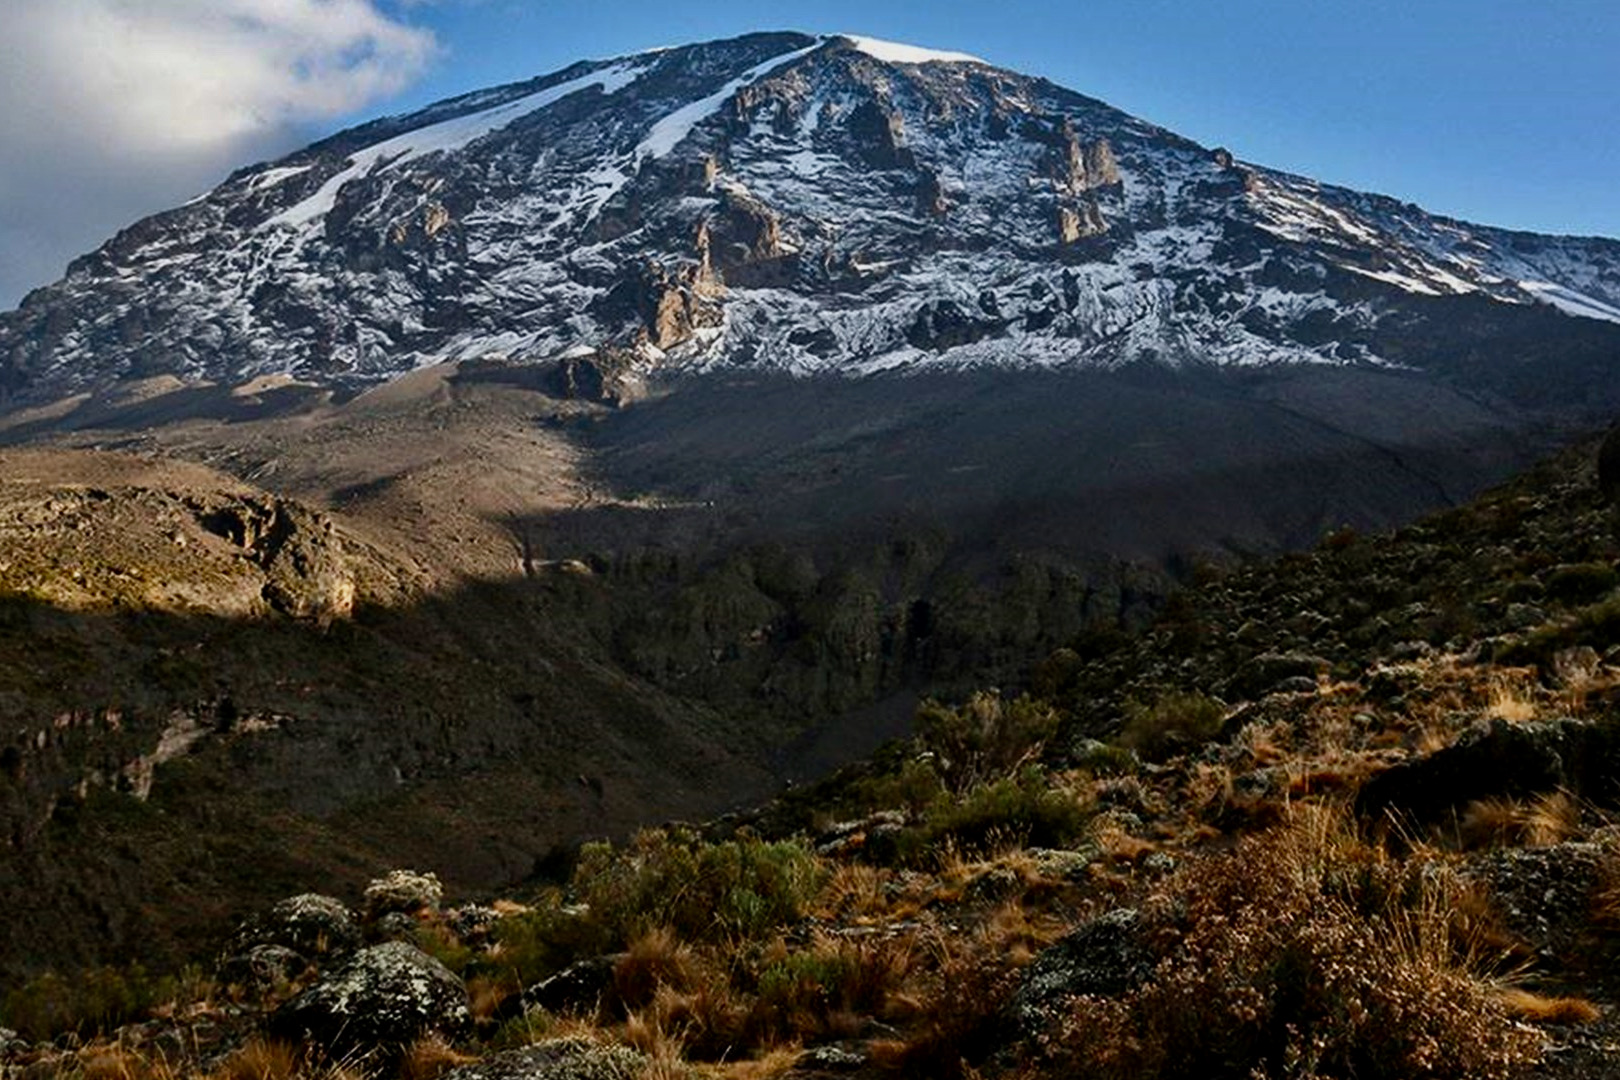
[4,29,1620,1077]
[7,425,1620,1079]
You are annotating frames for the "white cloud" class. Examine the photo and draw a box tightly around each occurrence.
[0,0,440,308]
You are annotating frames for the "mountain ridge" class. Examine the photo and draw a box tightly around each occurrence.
[3,30,1618,405]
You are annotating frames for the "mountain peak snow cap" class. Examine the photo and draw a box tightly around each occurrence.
[835,34,985,65]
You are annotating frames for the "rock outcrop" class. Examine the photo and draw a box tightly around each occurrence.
[270,941,470,1058]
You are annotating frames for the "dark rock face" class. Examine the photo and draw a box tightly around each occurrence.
[269,941,470,1058]
[1598,424,1620,504]
[1009,907,1151,1037]
[546,350,647,406]
[1355,717,1620,828]
[188,495,355,621]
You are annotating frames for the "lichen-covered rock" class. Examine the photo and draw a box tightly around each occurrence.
[218,943,310,995]
[447,904,502,944]
[1009,908,1151,1037]
[519,955,622,1018]
[1469,841,1609,966]
[269,941,469,1058]
[440,1038,645,1080]
[370,911,420,943]
[363,869,444,921]
[225,893,361,962]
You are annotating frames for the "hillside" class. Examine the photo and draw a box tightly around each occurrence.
[6,428,1620,1079]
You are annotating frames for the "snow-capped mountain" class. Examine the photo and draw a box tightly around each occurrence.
[4,30,1619,400]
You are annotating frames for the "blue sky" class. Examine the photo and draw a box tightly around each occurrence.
[2,0,1616,308]
[376,0,1619,238]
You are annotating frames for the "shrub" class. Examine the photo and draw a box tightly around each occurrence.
[743,934,906,1047]
[1035,807,1540,1079]
[572,830,824,945]
[846,755,948,817]
[904,767,1088,862]
[1117,690,1224,762]
[914,692,1060,794]
[1,964,182,1041]
[483,892,612,986]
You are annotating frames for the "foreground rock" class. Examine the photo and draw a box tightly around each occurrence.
[220,893,359,971]
[441,1038,645,1080]
[269,941,469,1058]
[1008,908,1151,1037]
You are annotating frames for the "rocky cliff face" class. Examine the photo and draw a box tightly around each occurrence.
[2,31,1618,404]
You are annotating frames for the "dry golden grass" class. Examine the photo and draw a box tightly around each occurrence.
[615,928,698,1012]
[624,1010,686,1069]
[76,1048,167,1080]
[812,862,891,922]
[690,1046,802,1079]
[1459,791,1582,850]
[465,973,518,1024]
[1091,822,1158,864]
[1484,678,1539,723]
[974,898,1065,967]
[489,899,530,917]
[1038,804,1541,1080]
[208,1037,302,1080]
[398,1037,477,1080]
[1496,988,1601,1025]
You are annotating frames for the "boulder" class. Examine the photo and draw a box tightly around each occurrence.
[1356,716,1620,828]
[1008,908,1151,1037]
[224,893,361,962]
[217,944,309,996]
[363,869,444,921]
[519,955,622,1018]
[1225,651,1331,700]
[1469,842,1608,966]
[440,1038,644,1080]
[269,941,469,1058]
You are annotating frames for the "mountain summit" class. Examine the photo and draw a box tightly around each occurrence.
[3,30,1619,402]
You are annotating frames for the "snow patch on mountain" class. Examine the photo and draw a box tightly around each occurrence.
[840,35,985,65]
[637,40,825,161]
[268,60,648,231]
[1517,281,1620,326]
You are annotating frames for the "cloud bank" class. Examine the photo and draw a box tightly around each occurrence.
[0,0,440,309]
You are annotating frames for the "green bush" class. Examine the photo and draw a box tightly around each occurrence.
[915,691,1060,794]
[744,938,899,1045]
[572,830,825,945]
[905,767,1088,861]
[1118,690,1225,762]
[1,963,186,1041]
[846,755,947,816]
[1071,740,1139,777]
[482,891,613,985]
